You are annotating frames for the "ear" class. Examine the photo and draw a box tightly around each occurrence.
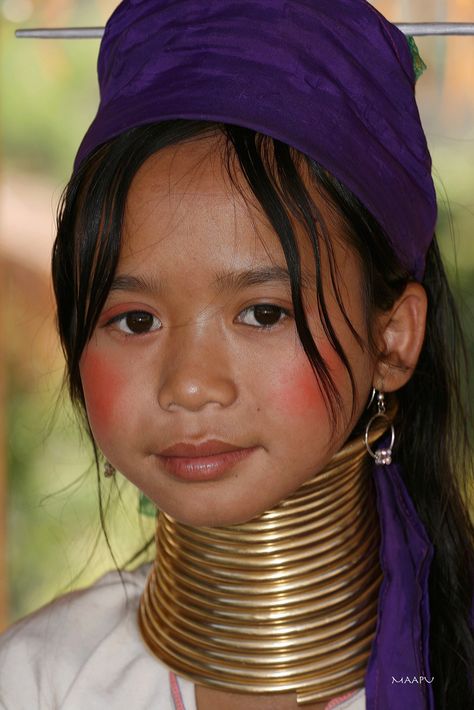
[373,282,428,393]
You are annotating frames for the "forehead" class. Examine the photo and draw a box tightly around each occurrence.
[120,132,353,285]
[123,134,271,250]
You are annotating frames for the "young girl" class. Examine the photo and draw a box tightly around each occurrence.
[1,1,473,708]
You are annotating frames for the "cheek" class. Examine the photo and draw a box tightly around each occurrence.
[274,364,325,417]
[79,348,126,438]
[290,370,322,415]
[271,350,345,418]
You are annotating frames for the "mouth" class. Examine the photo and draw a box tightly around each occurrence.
[156,440,260,481]
[159,439,251,457]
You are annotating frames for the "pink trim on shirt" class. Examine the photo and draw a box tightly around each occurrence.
[324,688,359,709]
[170,671,186,710]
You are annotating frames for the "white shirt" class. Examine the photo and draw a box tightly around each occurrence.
[0,565,365,709]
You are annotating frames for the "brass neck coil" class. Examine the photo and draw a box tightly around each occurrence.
[139,428,389,706]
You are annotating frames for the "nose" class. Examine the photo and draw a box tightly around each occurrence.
[157,318,238,413]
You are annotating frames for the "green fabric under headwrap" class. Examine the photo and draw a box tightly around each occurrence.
[407,36,427,82]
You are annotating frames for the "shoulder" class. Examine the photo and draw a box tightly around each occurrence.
[0,563,172,709]
[0,562,149,655]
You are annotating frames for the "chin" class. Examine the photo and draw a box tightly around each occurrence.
[161,500,264,528]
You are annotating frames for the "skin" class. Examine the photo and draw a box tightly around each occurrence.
[79,133,428,708]
[80,132,427,529]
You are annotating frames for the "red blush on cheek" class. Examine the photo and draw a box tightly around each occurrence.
[276,365,325,417]
[274,352,343,418]
[79,348,125,434]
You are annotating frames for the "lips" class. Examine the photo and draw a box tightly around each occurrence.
[156,440,260,482]
[159,439,247,457]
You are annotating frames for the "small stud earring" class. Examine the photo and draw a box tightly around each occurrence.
[104,461,116,478]
[364,387,395,465]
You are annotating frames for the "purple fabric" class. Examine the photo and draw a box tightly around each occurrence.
[74,0,437,281]
[369,460,435,709]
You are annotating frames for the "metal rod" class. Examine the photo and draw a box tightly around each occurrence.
[14,23,474,40]
[15,27,104,39]
[397,22,474,36]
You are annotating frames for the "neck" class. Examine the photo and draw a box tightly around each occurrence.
[139,433,386,706]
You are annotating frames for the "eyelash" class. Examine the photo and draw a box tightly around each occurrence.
[238,304,292,329]
[105,304,292,336]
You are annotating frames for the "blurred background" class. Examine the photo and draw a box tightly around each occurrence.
[0,0,473,630]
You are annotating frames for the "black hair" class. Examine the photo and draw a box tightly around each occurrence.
[52,119,474,709]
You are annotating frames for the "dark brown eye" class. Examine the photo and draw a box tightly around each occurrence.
[126,312,154,333]
[238,304,288,329]
[112,311,161,334]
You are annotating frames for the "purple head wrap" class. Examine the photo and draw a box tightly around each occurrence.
[75,0,437,281]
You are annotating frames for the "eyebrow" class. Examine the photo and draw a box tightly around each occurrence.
[213,265,316,293]
[109,265,315,295]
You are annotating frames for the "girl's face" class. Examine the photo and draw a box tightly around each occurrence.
[80,134,377,526]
